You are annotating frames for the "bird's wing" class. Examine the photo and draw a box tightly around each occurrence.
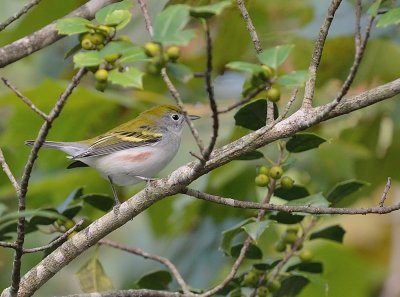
[72,128,162,159]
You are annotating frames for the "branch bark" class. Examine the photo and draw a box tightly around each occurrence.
[0,0,122,68]
[2,77,398,297]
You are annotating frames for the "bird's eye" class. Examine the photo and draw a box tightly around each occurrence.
[171,114,180,121]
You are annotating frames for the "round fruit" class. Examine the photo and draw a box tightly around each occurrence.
[95,80,108,92]
[281,176,294,189]
[257,286,269,297]
[269,166,283,179]
[144,42,161,57]
[267,280,281,292]
[266,86,281,102]
[166,46,180,61]
[105,53,121,63]
[299,249,313,262]
[243,271,259,287]
[145,62,160,75]
[274,240,286,252]
[283,231,298,244]
[81,38,93,50]
[260,65,273,80]
[95,69,108,81]
[259,166,269,175]
[255,174,270,187]
[91,33,105,45]
[98,25,113,37]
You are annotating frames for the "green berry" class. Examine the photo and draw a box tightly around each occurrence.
[269,166,283,179]
[94,69,108,81]
[95,80,108,92]
[144,42,161,57]
[282,231,298,244]
[260,65,273,80]
[274,240,286,252]
[81,38,93,50]
[281,176,294,189]
[257,286,269,297]
[104,53,121,63]
[266,86,281,102]
[259,166,269,175]
[166,46,180,61]
[255,174,270,187]
[243,271,259,287]
[299,249,313,262]
[97,25,113,37]
[91,33,105,45]
[117,35,131,42]
[267,280,281,292]
[145,62,160,75]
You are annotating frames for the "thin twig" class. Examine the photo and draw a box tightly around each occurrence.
[136,0,154,37]
[0,148,20,194]
[217,83,268,114]
[236,0,262,54]
[23,219,84,253]
[279,88,299,120]
[99,239,192,295]
[202,21,219,160]
[0,241,17,249]
[379,177,392,207]
[302,0,342,109]
[1,77,49,120]
[10,68,87,295]
[183,187,400,215]
[0,0,42,32]
[60,289,184,297]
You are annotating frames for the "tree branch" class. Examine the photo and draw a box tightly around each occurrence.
[236,0,262,54]
[0,0,122,68]
[60,289,185,297]
[98,239,193,295]
[4,77,400,297]
[0,0,42,32]
[0,148,20,195]
[302,0,342,109]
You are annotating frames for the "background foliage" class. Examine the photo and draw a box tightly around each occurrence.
[0,0,399,296]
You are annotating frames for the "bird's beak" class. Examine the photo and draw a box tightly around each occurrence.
[188,114,200,120]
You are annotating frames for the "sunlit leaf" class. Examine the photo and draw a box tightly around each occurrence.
[225,61,263,74]
[310,225,346,243]
[108,67,144,89]
[377,7,400,27]
[73,51,102,68]
[241,220,273,242]
[285,193,330,208]
[286,133,327,153]
[76,256,114,292]
[257,44,295,69]
[95,0,133,29]
[368,0,383,16]
[190,1,232,18]
[56,17,91,35]
[277,70,309,87]
[220,218,255,255]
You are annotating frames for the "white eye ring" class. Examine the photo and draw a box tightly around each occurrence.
[171,114,180,121]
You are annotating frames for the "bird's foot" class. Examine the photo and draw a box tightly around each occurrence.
[134,175,157,186]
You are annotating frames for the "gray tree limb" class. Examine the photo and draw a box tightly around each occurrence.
[0,0,122,68]
[1,77,398,297]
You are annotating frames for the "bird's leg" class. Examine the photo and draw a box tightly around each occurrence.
[108,176,121,207]
[134,175,157,186]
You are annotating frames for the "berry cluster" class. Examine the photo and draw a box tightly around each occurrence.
[143,42,181,74]
[255,165,294,189]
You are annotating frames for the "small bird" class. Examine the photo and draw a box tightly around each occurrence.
[25,105,199,206]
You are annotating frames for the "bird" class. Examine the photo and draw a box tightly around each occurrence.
[25,105,199,206]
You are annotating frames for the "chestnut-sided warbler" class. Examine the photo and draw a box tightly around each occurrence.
[25,105,199,205]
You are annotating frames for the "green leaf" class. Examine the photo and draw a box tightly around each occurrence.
[274,185,310,201]
[166,63,194,83]
[277,70,309,87]
[253,259,281,271]
[257,44,295,69]
[108,67,144,89]
[0,203,7,216]
[76,256,114,292]
[29,208,60,225]
[57,187,84,213]
[153,5,196,45]
[377,7,400,27]
[0,209,64,225]
[220,218,255,255]
[327,179,368,206]
[190,1,232,18]
[285,193,330,208]
[286,133,327,153]
[234,150,264,160]
[56,17,91,35]
[82,194,114,212]
[231,243,263,259]
[99,41,147,63]
[275,275,309,297]
[64,43,82,59]
[73,51,102,68]
[287,262,323,273]
[269,212,304,224]
[291,271,329,296]
[234,99,267,130]
[368,0,383,16]
[310,225,346,243]
[95,0,133,28]
[241,220,273,242]
[137,270,172,290]
[62,205,82,219]
[225,61,263,74]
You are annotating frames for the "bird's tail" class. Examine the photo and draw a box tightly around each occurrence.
[24,140,87,156]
